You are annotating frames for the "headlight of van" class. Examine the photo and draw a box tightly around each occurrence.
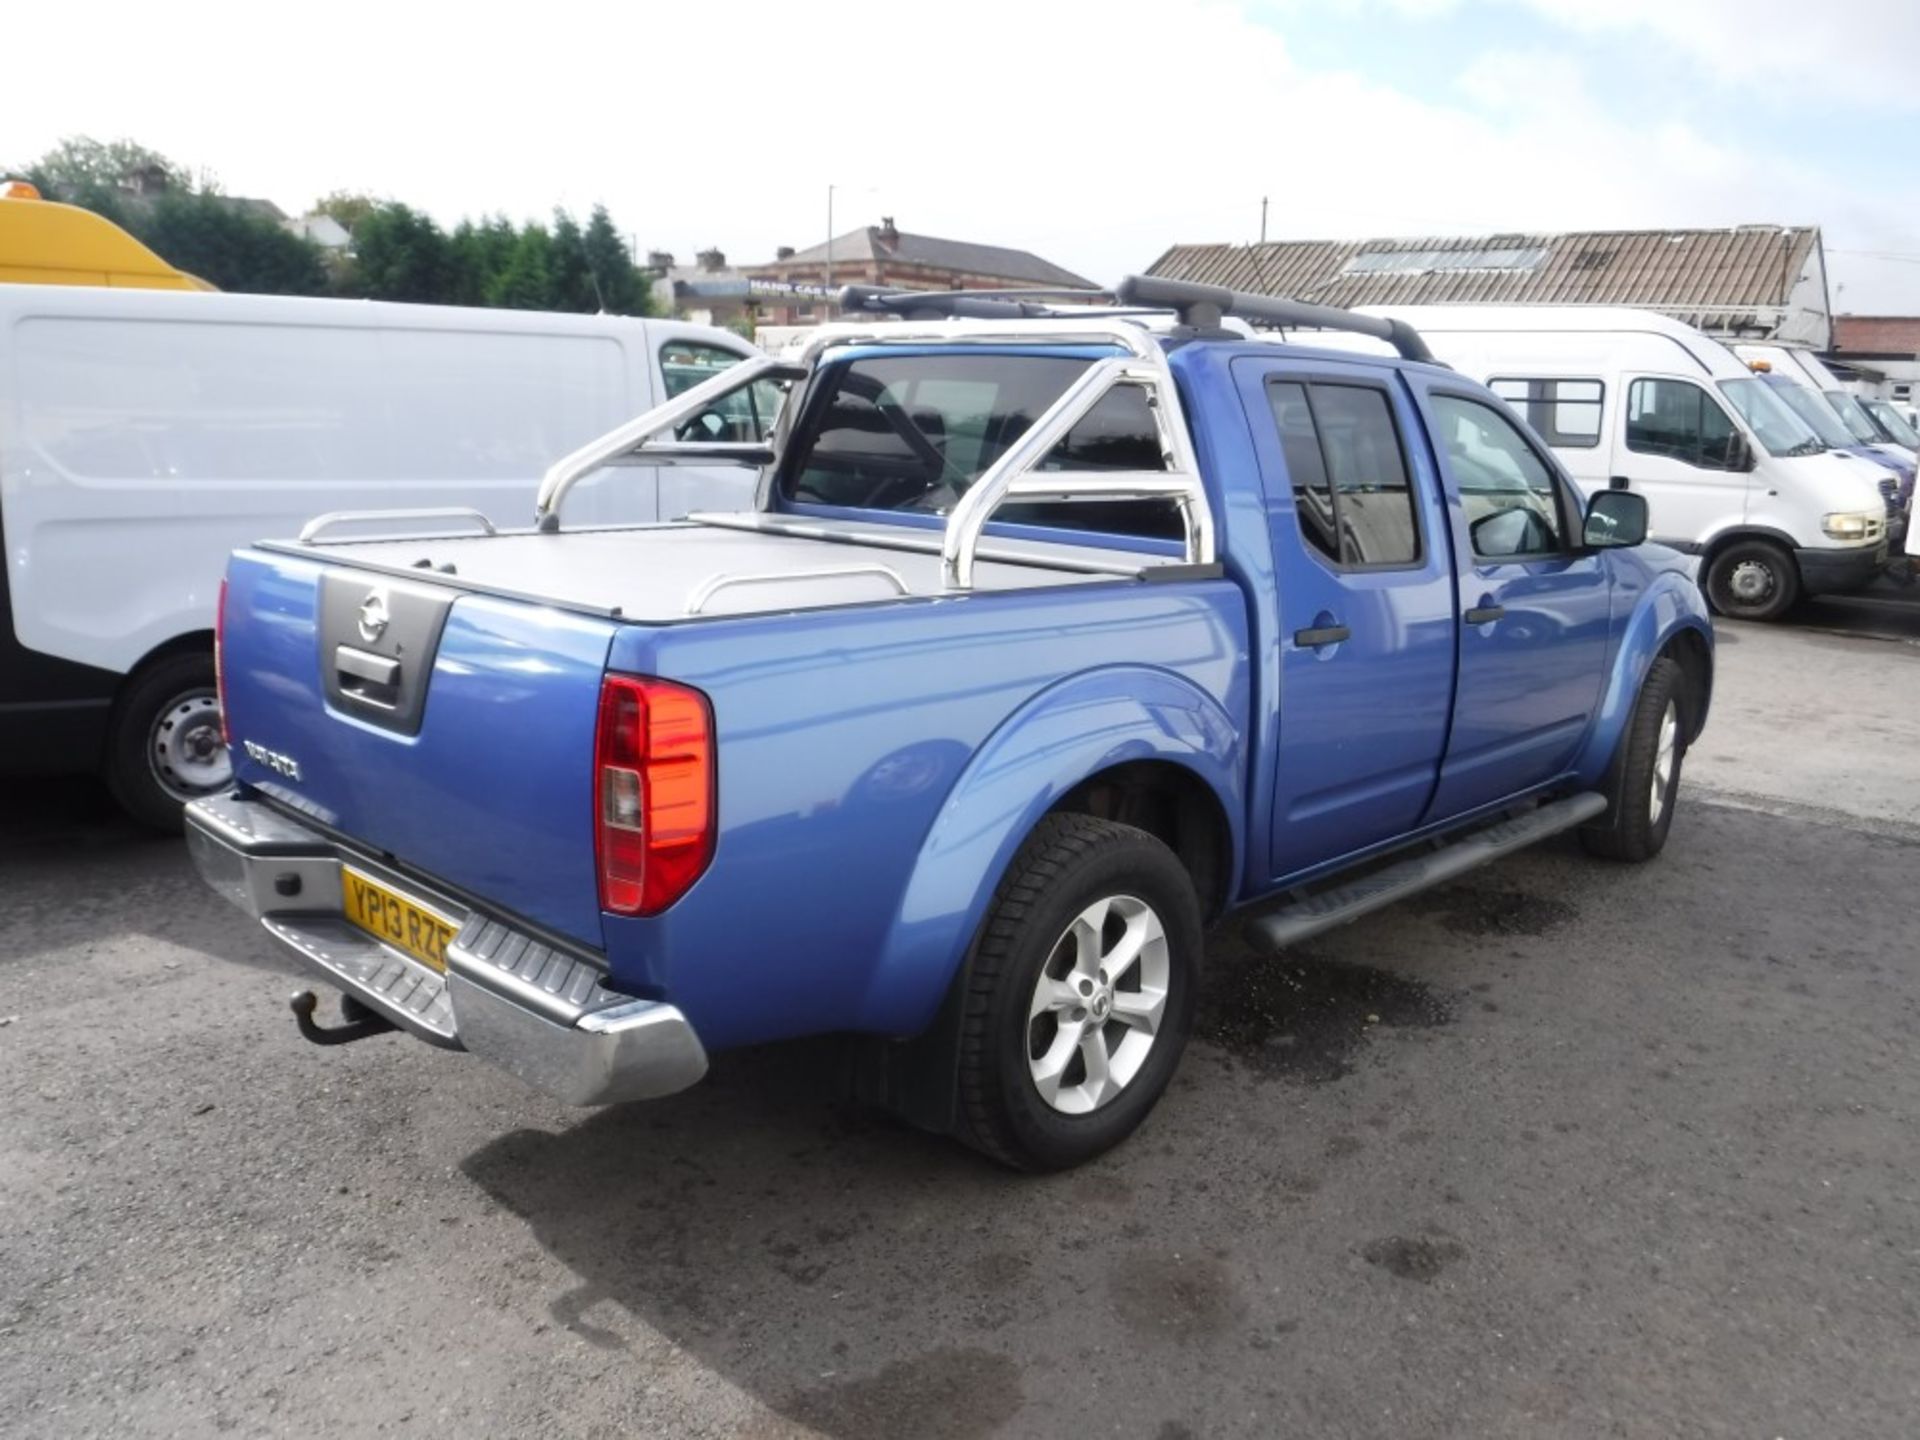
[1821,510,1876,540]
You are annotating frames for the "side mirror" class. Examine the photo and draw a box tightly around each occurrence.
[1725,433,1756,472]
[1584,489,1648,549]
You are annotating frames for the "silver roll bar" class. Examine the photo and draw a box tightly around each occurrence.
[533,355,804,532]
[299,507,497,543]
[531,313,1218,593]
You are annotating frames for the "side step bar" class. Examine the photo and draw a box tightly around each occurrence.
[1245,792,1608,953]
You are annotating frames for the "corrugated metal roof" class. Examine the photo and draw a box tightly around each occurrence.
[1146,227,1819,334]
[748,225,1095,289]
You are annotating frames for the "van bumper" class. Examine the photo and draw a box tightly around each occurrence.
[184,790,708,1105]
[1795,541,1888,597]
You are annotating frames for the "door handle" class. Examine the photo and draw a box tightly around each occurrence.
[1463,605,1505,625]
[1293,624,1351,648]
[1608,475,1631,491]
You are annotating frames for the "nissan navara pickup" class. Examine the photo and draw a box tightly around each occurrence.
[188,276,1714,1170]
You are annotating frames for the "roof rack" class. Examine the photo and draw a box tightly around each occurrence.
[835,274,1436,363]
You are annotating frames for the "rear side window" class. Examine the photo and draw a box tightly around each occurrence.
[1265,380,1420,567]
[1428,394,1569,558]
[1489,377,1604,448]
[1625,378,1741,470]
[782,352,1180,539]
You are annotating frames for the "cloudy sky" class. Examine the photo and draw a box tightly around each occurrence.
[10,0,1920,310]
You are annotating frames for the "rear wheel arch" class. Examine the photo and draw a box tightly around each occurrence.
[1050,759,1232,920]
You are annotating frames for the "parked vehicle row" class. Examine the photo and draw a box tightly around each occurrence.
[188,277,1713,1170]
[0,283,764,826]
[1326,308,1900,621]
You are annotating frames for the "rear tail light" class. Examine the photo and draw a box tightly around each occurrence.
[594,676,716,916]
[214,577,230,747]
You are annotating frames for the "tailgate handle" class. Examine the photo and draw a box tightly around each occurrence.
[336,646,401,707]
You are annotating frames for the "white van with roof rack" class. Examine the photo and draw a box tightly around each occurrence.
[0,283,771,828]
[1327,306,1893,621]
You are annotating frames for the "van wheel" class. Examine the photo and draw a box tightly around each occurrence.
[1580,656,1686,863]
[954,814,1200,1171]
[1705,540,1798,621]
[106,652,229,833]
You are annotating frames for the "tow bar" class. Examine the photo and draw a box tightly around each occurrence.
[289,988,398,1046]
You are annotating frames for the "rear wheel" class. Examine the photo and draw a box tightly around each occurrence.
[106,651,229,833]
[1580,656,1686,863]
[954,813,1201,1171]
[1705,539,1799,621]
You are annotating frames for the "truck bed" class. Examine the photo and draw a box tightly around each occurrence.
[260,514,1188,623]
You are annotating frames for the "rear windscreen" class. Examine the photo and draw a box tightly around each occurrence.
[779,352,1182,540]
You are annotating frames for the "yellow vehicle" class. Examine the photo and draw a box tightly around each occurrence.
[0,179,212,290]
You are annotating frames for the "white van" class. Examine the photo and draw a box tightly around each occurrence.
[1733,342,1918,468]
[0,284,772,826]
[1331,306,1893,622]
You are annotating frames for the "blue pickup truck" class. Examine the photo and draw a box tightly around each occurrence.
[188,276,1713,1170]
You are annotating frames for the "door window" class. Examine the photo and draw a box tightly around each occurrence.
[1428,393,1570,559]
[1265,380,1420,567]
[1624,378,1742,470]
[662,339,783,442]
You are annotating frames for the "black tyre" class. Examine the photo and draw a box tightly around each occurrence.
[1580,656,1687,864]
[954,813,1202,1171]
[1705,539,1799,621]
[106,651,229,833]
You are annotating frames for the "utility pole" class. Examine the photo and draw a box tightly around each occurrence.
[1259,196,1269,246]
[826,183,835,291]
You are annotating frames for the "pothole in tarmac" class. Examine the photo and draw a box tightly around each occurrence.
[1196,954,1458,1083]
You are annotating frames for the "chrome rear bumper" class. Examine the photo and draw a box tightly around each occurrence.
[185,791,707,1105]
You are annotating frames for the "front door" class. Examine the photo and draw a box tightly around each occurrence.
[1608,373,1753,547]
[1235,358,1459,881]
[1408,380,1614,819]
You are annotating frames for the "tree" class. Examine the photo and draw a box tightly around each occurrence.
[548,209,596,312]
[581,205,650,315]
[349,203,454,303]
[22,135,189,216]
[486,224,556,310]
[138,193,328,295]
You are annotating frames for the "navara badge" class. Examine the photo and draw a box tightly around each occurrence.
[357,588,390,644]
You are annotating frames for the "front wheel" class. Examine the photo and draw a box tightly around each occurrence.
[1705,539,1799,621]
[106,651,230,833]
[954,813,1201,1171]
[1580,656,1687,863]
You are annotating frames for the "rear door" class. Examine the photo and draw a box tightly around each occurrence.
[1234,357,1458,880]
[1405,378,1612,819]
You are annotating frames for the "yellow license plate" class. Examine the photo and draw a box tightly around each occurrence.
[342,868,459,973]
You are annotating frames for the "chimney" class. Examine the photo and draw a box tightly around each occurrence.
[697,247,726,272]
[877,216,900,251]
[776,245,795,261]
[645,250,675,270]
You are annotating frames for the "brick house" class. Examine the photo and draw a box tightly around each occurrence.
[742,217,1096,325]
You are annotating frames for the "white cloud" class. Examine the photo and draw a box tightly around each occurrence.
[2,0,1916,307]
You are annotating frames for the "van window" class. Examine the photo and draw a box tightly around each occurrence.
[1428,394,1569,558]
[1265,380,1421,567]
[1488,377,1603,448]
[782,351,1181,539]
[1625,379,1744,471]
[1825,389,1890,445]
[17,316,625,482]
[662,339,783,443]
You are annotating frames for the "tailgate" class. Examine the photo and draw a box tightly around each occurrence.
[220,548,617,948]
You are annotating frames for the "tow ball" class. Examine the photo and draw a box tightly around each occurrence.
[289,988,398,1046]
